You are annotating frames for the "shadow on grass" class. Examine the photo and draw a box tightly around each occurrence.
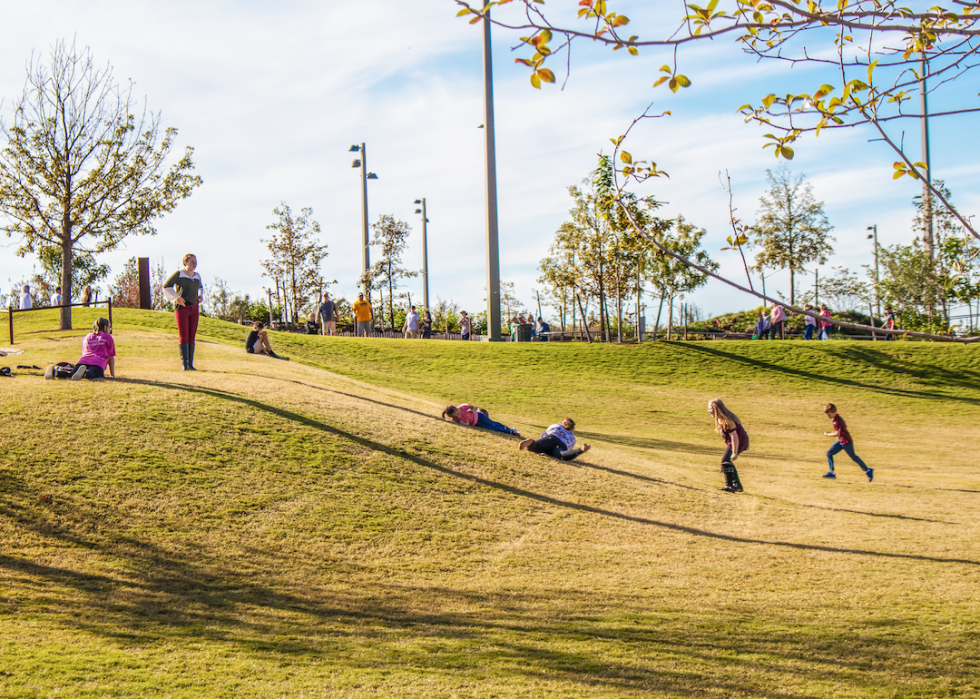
[674,343,980,405]
[115,378,980,568]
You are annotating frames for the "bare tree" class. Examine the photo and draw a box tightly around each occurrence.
[0,39,201,329]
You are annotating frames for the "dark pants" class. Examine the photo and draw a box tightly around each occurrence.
[827,441,869,472]
[175,303,200,344]
[527,435,584,461]
[56,364,104,380]
[771,321,784,339]
[461,333,470,341]
[475,412,515,435]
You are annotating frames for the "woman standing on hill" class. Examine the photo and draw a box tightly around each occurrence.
[163,253,204,371]
[708,399,749,492]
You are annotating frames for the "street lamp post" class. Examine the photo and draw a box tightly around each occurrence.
[867,225,880,317]
[414,198,430,311]
[482,10,502,341]
[349,143,378,297]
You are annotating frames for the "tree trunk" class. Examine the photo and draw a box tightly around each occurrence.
[667,296,673,341]
[60,239,73,330]
[654,294,664,340]
[789,265,795,306]
[616,278,623,343]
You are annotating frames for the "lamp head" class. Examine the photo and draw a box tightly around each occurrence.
[351,159,361,168]
[415,209,422,214]
[867,234,873,239]
[367,173,379,180]
[349,145,361,152]
[414,199,422,204]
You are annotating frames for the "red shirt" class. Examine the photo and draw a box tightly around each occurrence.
[723,422,750,454]
[832,415,852,444]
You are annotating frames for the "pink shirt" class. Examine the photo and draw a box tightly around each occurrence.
[770,305,786,323]
[819,309,832,329]
[77,332,116,370]
[456,404,479,426]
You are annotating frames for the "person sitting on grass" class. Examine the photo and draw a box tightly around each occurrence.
[518,418,590,461]
[245,321,283,359]
[441,403,521,437]
[822,403,873,482]
[44,317,116,381]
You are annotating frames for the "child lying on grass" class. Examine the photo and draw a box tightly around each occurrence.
[518,418,590,461]
[441,404,521,437]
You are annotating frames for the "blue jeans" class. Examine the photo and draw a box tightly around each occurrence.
[827,441,868,472]
[804,324,814,340]
[476,412,515,435]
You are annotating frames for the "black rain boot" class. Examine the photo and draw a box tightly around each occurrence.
[722,461,741,492]
[187,343,197,371]
[179,343,189,370]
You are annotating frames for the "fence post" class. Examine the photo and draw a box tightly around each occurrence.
[8,307,13,345]
[108,298,114,333]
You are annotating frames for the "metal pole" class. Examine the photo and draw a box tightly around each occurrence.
[360,142,371,298]
[919,53,934,259]
[8,307,13,345]
[483,11,502,341]
[871,225,880,317]
[420,198,429,311]
[815,269,819,305]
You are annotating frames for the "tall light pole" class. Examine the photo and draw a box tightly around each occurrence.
[482,10,502,341]
[349,143,378,297]
[414,198,430,311]
[919,52,934,259]
[867,225,880,317]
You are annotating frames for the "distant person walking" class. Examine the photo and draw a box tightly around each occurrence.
[18,285,32,310]
[803,304,817,340]
[421,310,433,339]
[163,253,204,371]
[770,304,786,340]
[822,403,873,482]
[441,403,521,437]
[353,292,373,337]
[708,398,749,492]
[459,311,471,341]
[754,312,771,340]
[318,293,337,336]
[403,305,420,339]
[883,305,896,341]
[518,418,590,461]
[818,304,832,340]
[51,286,63,307]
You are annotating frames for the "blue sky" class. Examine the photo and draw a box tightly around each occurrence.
[1,0,976,319]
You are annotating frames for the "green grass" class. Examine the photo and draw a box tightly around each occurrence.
[1,308,979,697]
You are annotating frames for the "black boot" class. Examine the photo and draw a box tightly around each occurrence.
[187,343,197,371]
[179,343,189,371]
[722,461,743,492]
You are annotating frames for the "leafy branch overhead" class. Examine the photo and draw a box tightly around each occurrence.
[454,0,980,241]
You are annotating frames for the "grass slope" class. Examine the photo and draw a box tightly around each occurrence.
[1,308,979,698]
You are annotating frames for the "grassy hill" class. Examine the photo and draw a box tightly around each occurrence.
[1,308,979,697]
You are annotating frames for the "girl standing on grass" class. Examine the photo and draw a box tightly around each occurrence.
[803,304,817,340]
[822,403,873,482]
[163,253,204,371]
[442,404,521,437]
[708,399,749,492]
[518,418,590,461]
[818,304,832,341]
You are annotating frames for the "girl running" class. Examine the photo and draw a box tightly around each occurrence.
[708,399,749,492]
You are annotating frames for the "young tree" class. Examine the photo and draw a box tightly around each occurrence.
[367,214,418,329]
[752,168,834,306]
[0,40,201,330]
[261,203,328,324]
[109,257,141,308]
[646,216,719,339]
[819,267,870,312]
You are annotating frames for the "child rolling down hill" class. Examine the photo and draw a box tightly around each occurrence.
[708,399,749,493]
[518,418,590,461]
[442,404,521,437]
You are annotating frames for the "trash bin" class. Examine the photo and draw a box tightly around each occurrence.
[516,324,533,342]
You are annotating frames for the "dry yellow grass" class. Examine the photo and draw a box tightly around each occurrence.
[1,319,979,697]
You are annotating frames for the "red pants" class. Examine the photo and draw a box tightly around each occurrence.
[175,304,200,344]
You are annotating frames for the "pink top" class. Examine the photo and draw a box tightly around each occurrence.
[770,305,786,323]
[819,309,832,329]
[456,404,479,426]
[77,332,116,370]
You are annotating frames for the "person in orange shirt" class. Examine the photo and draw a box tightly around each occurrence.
[352,292,373,337]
